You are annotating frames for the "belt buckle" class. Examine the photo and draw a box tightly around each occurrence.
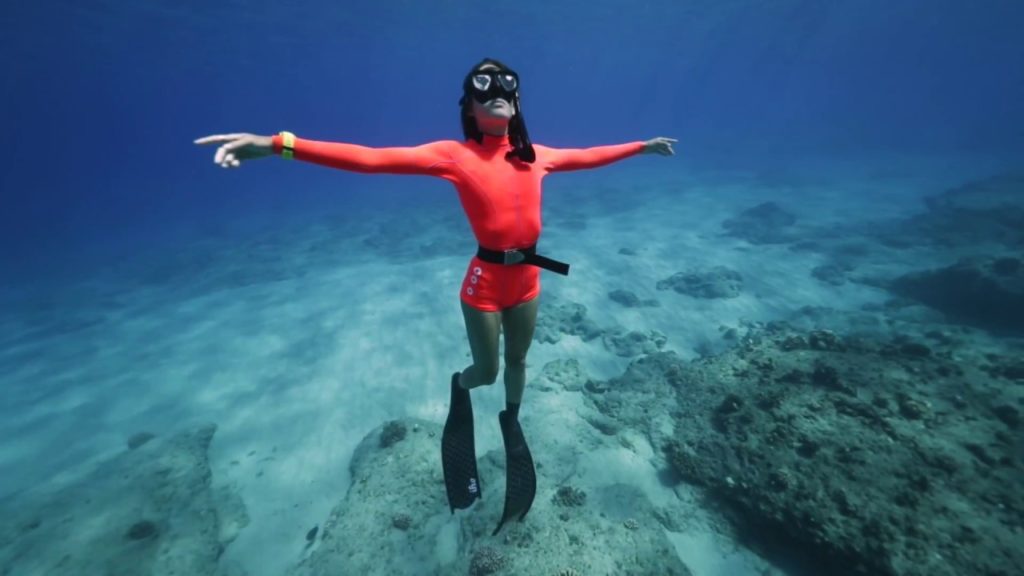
[503,249,525,265]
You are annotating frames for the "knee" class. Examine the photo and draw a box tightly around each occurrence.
[504,354,527,371]
[476,362,500,385]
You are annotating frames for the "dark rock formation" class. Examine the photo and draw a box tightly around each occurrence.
[534,301,603,344]
[657,266,744,299]
[0,424,248,576]
[288,419,692,576]
[879,173,1024,250]
[602,328,667,357]
[722,201,798,244]
[127,432,156,450]
[601,326,1024,576]
[608,289,659,308]
[890,256,1024,336]
[812,263,850,286]
[379,420,407,448]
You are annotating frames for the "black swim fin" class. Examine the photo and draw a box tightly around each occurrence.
[492,409,536,535]
[442,372,481,513]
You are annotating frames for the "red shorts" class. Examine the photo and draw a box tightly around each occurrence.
[460,256,541,312]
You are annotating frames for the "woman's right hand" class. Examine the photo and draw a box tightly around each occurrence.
[194,133,274,168]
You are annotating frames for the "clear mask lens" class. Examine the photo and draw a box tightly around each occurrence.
[472,74,493,92]
[471,72,517,95]
[497,74,517,92]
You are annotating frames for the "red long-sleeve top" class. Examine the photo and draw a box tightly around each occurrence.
[272,133,645,250]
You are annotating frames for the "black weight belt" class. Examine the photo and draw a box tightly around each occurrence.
[476,244,570,276]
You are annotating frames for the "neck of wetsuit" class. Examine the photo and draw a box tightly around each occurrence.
[480,133,510,149]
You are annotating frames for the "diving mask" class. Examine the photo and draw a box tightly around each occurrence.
[465,70,519,104]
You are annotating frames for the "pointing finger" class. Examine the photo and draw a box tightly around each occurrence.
[197,133,252,146]
[220,139,251,153]
[194,134,245,145]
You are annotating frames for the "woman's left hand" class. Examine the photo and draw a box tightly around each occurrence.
[643,137,677,156]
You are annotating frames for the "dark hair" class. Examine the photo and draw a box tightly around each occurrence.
[459,57,536,164]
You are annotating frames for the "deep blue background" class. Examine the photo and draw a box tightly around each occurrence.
[2,0,1023,280]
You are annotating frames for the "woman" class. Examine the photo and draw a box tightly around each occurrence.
[195,57,676,534]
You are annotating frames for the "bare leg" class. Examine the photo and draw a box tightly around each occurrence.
[491,296,539,535]
[459,300,502,389]
[500,296,540,405]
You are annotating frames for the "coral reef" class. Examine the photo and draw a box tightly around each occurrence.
[126,431,156,450]
[602,328,667,357]
[0,424,248,576]
[288,419,693,575]
[654,324,1023,576]
[890,256,1024,336]
[608,289,659,308]
[391,513,412,531]
[539,358,590,392]
[125,520,158,541]
[551,486,587,508]
[656,266,743,299]
[534,301,603,344]
[379,420,407,448]
[468,546,506,576]
[534,299,671,358]
[722,201,798,244]
[812,263,850,286]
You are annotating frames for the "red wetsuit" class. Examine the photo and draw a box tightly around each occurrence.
[272,132,645,312]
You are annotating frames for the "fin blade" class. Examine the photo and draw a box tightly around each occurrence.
[442,374,481,513]
[492,410,536,535]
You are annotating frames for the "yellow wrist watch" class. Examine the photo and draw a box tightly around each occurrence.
[279,131,295,160]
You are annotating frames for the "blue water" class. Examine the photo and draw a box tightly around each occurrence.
[2,1,1022,575]
[4,0,1021,281]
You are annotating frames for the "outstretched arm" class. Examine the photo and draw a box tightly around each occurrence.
[271,134,456,175]
[536,137,677,173]
[194,132,456,177]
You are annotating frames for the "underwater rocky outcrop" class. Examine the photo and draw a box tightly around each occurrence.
[871,174,1024,336]
[566,310,1021,576]
[607,288,660,308]
[287,418,692,576]
[901,173,1024,249]
[0,424,248,576]
[533,298,671,358]
[534,301,604,344]
[656,266,744,299]
[736,172,1024,338]
[889,256,1024,336]
[722,201,800,244]
[631,324,1024,576]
